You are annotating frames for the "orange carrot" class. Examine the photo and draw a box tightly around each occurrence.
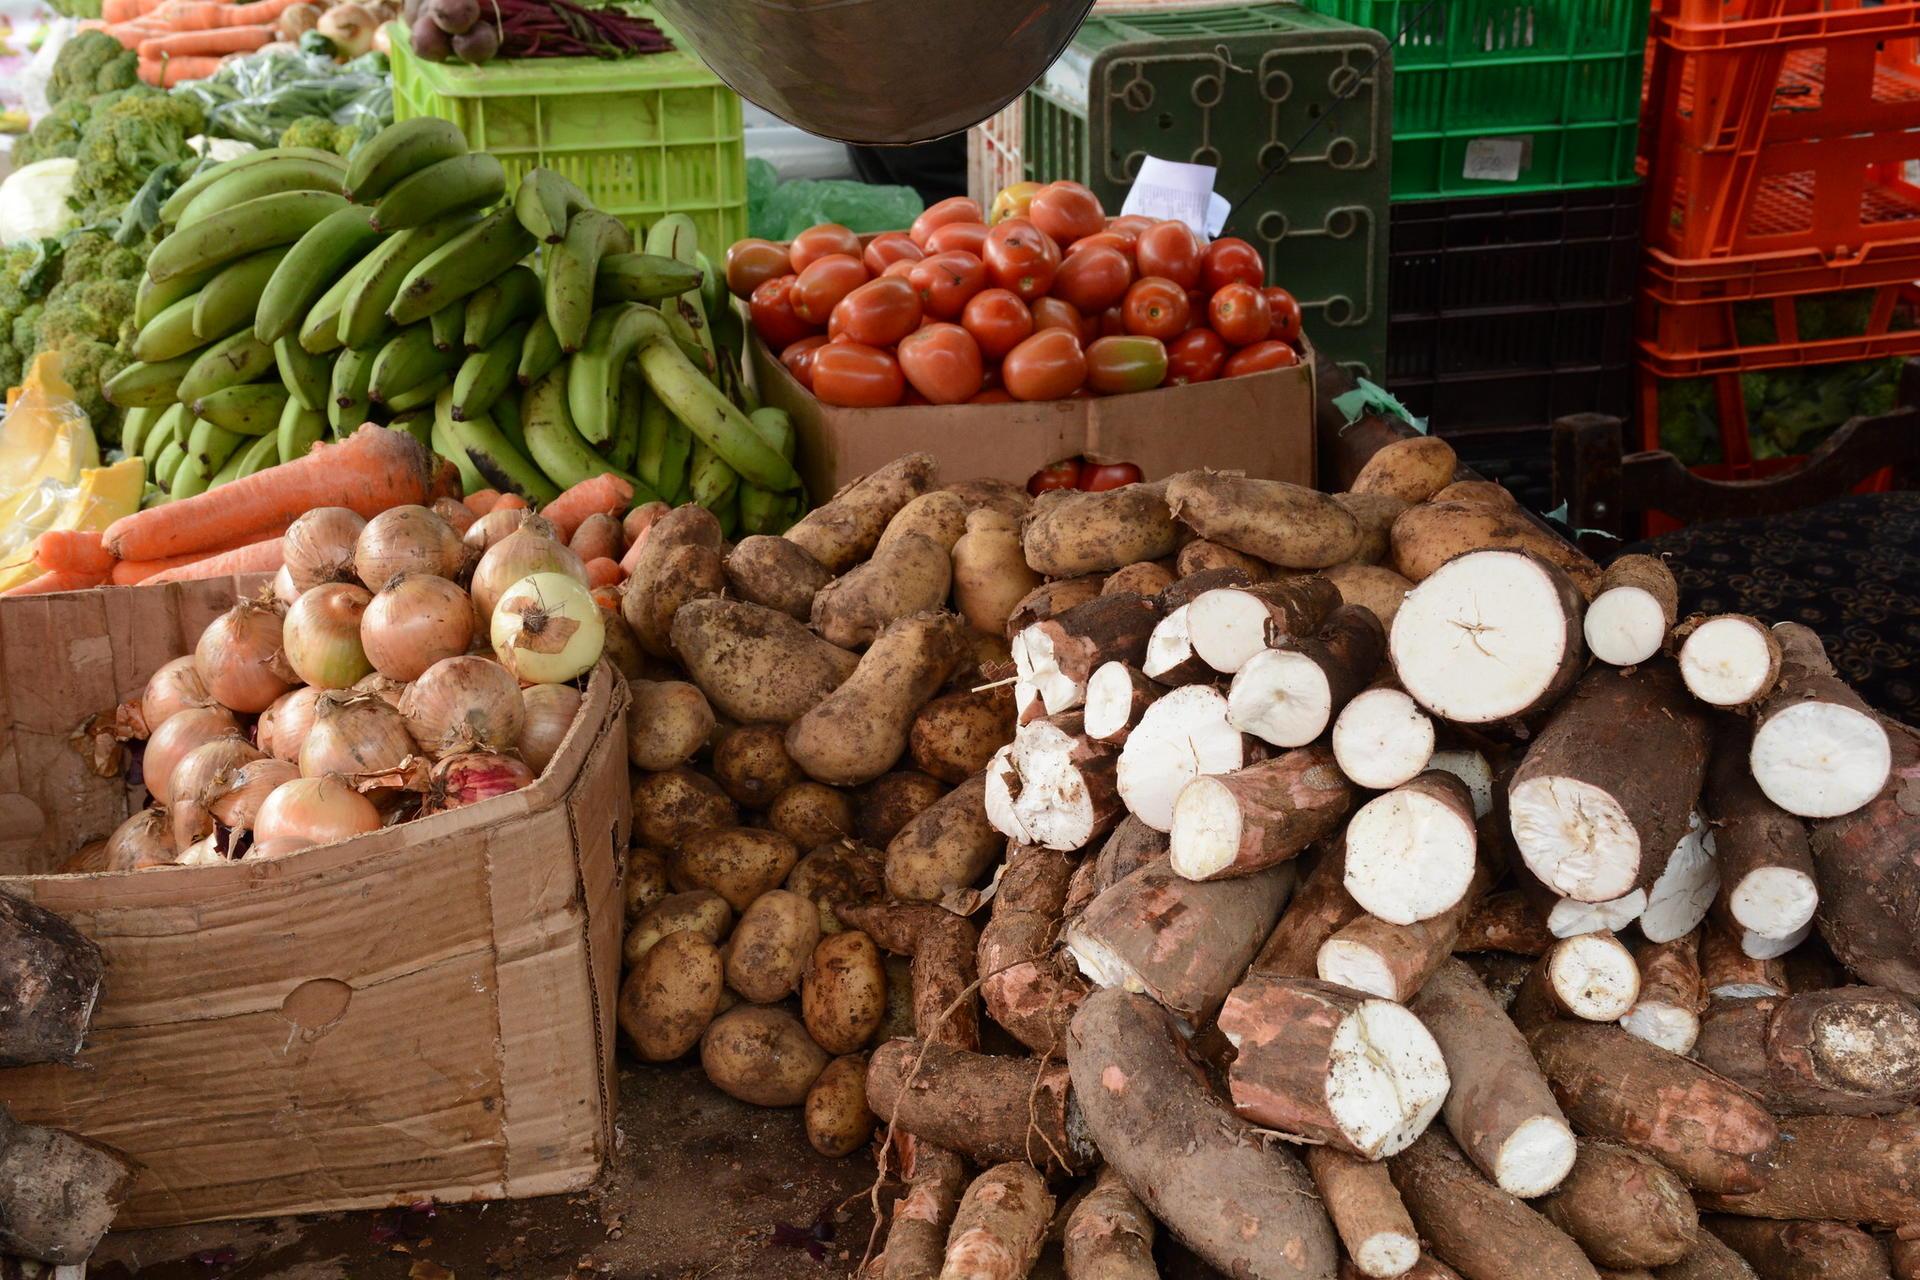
[584,557,624,589]
[569,513,623,563]
[33,530,115,577]
[541,474,633,542]
[109,527,282,584]
[149,0,297,28]
[142,537,284,585]
[0,570,108,597]
[104,426,451,563]
[138,25,272,57]
[465,489,504,517]
[139,54,228,86]
[495,493,528,512]
[108,19,168,48]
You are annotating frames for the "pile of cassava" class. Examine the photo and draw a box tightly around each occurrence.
[611,434,1920,1280]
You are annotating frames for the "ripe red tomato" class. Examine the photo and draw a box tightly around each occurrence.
[972,387,1016,405]
[789,223,862,273]
[1031,296,1085,336]
[925,221,991,258]
[897,323,986,405]
[910,196,985,248]
[1122,277,1190,340]
[811,342,905,407]
[961,288,1034,361]
[725,238,791,299]
[1134,221,1203,289]
[1002,328,1086,401]
[983,218,1062,302]
[1263,287,1303,344]
[881,258,918,280]
[989,181,1042,226]
[1051,245,1133,315]
[791,254,871,326]
[864,232,924,276]
[749,274,817,349]
[1106,214,1154,247]
[779,335,830,390]
[1029,180,1106,246]
[830,276,922,347]
[1202,237,1266,293]
[907,251,988,320]
[1223,339,1300,377]
[1098,306,1127,338]
[1079,460,1144,491]
[1085,336,1168,395]
[1209,282,1272,346]
[1066,231,1133,260]
[1028,459,1082,493]
[1165,327,1228,384]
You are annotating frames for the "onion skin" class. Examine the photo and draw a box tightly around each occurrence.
[423,752,534,814]
[352,672,409,708]
[143,704,240,806]
[299,693,418,779]
[490,572,605,684]
[274,564,300,607]
[141,655,214,732]
[284,582,374,689]
[471,528,586,626]
[400,654,526,758]
[433,497,477,537]
[356,504,469,588]
[176,833,227,867]
[362,574,475,681]
[284,506,367,593]
[255,776,382,848]
[168,735,266,848]
[257,686,321,761]
[195,599,295,714]
[103,809,177,872]
[517,683,582,775]
[208,757,300,830]
[463,508,556,555]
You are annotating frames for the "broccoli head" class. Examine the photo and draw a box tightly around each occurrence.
[0,302,46,391]
[49,32,139,107]
[70,88,206,224]
[280,116,341,152]
[12,95,94,167]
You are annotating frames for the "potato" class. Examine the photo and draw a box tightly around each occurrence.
[708,723,803,809]
[856,771,948,846]
[624,889,733,967]
[620,505,724,654]
[878,490,971,553]
[1023,483,1180,577]
[623,847,671,923]
[802,930,888,1054]
[627,680,716,771]
[1332,492,1412,566]
[700,1005,829,1107]
[1177,539,1268,580]
[1350,435,1458,503]
[672,598,860,724]
[768,782,856,850]
[805,1054,876,1157]
[910,687,1016,784]
[785,453,937,574]
[1166,471,1360,569]
[623,500,670,547]
[632,766,738,849]
[725,535,832,621]
[943,476,1030,521]
[725,889,821,1003]
[787,613,969,787]
[1390,501,1603,598]
[1102,561,1177,597]
[811,533,953,649]
[1005,574,1105,636]
[599,606,646,678]
[631,542,727,659]
[883,772,1001,902]
[1433,479,1518,509]
[618,929,724,1061]
[671,827,800,912]
[1324,563,1415,629]
[951,509,1042,638]
[787,841,885,933]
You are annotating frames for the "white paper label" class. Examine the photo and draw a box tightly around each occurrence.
[1462,137,1528,183]
[1122,156,1226,240]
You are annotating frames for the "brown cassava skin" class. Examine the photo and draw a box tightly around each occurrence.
[0,1108,133,1264]
[1166,471,1361,569]
[1177,538,1271,580]
[620,504,725,653]
[1351,436,1459,503]
[813,532,955,649]
[1704,738,1816,935]
[879,490,972,553]
[1432,480,1519,510]
[624,846,671,923]
[1704,1217,1893,1280]
[788,612,970,787]
[802,929,888,1054]
[1390,502,1603,598]
[724,889,820,1003]
[626,679,716,771]
[805,1054,875,1157]
[631,766,739,849]
[786,452,937,574]
[672,598,861,724]
[725,534,834,620]
[1701,917,1790,997]
[1811,721,1920,995]
[768,782,857,850]
[1694,988,1920,1116]
[624,889,732,967]
[859,771,951,846]
[833,901,956,957]
[1319,859,1491,1002]
[1325,562,1414,628]
[1175,746,1353,880]
[1537,1141,1699,1269]
[884,1144,968,1280]
[629,541,727,657]
[786,840,884,934]
[670,827,801,912]
[1697,1112,1920,1224]
[700,1005,830,1107]
[865,1039,1094,1174]
[1387,1129,1601,1280]
[1529,1021,1778,1194]
[618,929,726,1061]
[1007,574,1109,638]
[979,842,1088,1055]
[1334,491,1413,565]
[1306,1145,1418,1280]
[911,687,1017,784]
[1063,1166,1157,1280]
[1253,843,1363,977]
[1657,1233,1763,1280]
[1892,1227,1920,1280]
[952,509,1043,638]
[911,911,980,1050]
[710,722,804,809]
[1024,482,1182,577]
[1103,560,1178,597]
[941,1163,1056,1280]
[943,477,1030,521]
[1453,890,1555,956]
[884,772,1003,903]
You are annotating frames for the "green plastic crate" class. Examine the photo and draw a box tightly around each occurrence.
[1002,3,1392,377]
[387,9,746,254]
[1307,0,1650,201]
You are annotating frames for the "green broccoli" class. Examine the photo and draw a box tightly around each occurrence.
[280,116,343,153]
[49,32,139,108]
[0,302,45,392]
[13,96,94,167]
[69,88,207,225]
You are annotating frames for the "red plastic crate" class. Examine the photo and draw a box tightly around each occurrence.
[1637,266,1920,375]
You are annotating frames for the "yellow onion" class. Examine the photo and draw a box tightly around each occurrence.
[422,752,535,815]
[517,683,582,776]
[299,692,418,779]
[141,655,214,731]
[463,508,557,555]
[176,832,227,866]
[273,564,300,608]
[353,671,408,707]
[361,574,474,681]
[61,840,109,874]
[168,735,266,848]
[208,757,300,831]
[433,496,477,537]
[143,704,240,805]
[284,582,373,688]
[491,572,604,684]
[255,776,382,848]
[283,506,368,593]
[257,686,321,761]
[102,809,176,872]
[355,504,469,587]
[399,655,525,757]
[194,599,295,713]
[470,528,586,626]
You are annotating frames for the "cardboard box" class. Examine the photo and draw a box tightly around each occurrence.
[0,575,629,1227]
[750,333,1317,502]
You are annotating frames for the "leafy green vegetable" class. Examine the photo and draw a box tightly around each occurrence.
[173,47,393,149]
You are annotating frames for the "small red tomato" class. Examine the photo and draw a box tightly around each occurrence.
[779,335,830,390]
[1165,327,1228,384]
[1264,287,1303,344]
[1066,231,1133,259]
[811,342,906,407]
[1209,282,1272,346]
[983,218,1062,302]
[864,232,924,276]
[1029,180,1106,246]
[725,238,791,299]
[1031,296,1085,336]
[961,288,1034,361]
[1028,459,1083,493]
[1051,244,1134,315]
[907,250,989,320]
[910,196,985,248]
[749,274,817,349]
[1223,339,1300,377]
[1122,276,1190,340]
[1202,237,1266,293]
[972,387,1016,405]
[789,223,862,273]
[1078,460,1144,491]
[791,254,871,326]
[1002,328,1087,401]
[1135,221,1203,289]
[925,221,991,258]
[1106,214,1154,247]
[1098,306,1127,338]
[830,276,922,347]
[897,322,986,405]
[882,258,919,280]
[1085,335,1168,395]
[902,387,932,406]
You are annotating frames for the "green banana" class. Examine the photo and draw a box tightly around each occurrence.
[163,146,345,225]
[446,409,561,503]
[567,303,668,444]
[178,157,344,229]
[330,344,378,433]
[131,294,204,363]
[389,207,536,327]
[593,252,705,305]
[369,325,462,404]
[512,167,589,244]
[370,152,505,233]
[186,415,246,477]
[338,212,481,349]
[178,331,276,405]
[430,389,487,495]
[605,365,644,474]
[737,483,786,535]
[211,437,251,486]
[645,212,720,381]
[451,319,530,421]
[430,301,465,353]
[715,488,741,539]
[135,263,217,330]
[276,396,327,464]
[384,372,453,414]
[297,255,377,355]
[688,439,737,510]
[103,351,201,408]
[517,314,563,386]
[492,385,524,451]
[193,382,290,436]
[154,440,188,490]
[192,246,290,342]
[170,441,212,500]
[633,383,673,492]
[255,205,383,344]
[275,336,332,412]
[522,368,649,496]
[463,265,540,351]
[658,413,693,506]
[344,117,467,204]
[696,249,725,327]
[231,432,282,481]
[147,190,349,284]
[545,211,633,352]
[388,407,434,450]
[636,339,799,492]
[119,405,160,459]
[141,404,190,463]
[748,406,796,460]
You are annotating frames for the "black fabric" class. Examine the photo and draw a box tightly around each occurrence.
[1622,491,1920,726]
[845,136,968,207]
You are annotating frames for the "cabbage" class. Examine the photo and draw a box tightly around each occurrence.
[0,159,80,246]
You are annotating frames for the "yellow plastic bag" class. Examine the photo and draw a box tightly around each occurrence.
[0,352,102,565]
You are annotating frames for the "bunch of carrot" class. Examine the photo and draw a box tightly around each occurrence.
[93,0,303,85]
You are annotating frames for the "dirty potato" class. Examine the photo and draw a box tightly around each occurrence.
[618,929,725,1061]
[670,827,801,911]
[724,889,821,1003]
[802,929,889,1054]
[700,1005,830,1107]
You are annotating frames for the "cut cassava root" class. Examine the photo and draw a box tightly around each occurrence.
[1584,555,1678,667]
[1748,622,1890,819]
[1307,1145,1421,1279]
[1675,615,1781,711]
[1332,684,1436,792]
[864,1038,1095,1174]
[1168,746,1353,881]
[1228,604,1386,748]
[1510,929,1642,1029]
[1342,770,1479,925]
[1621,932,1706,1054]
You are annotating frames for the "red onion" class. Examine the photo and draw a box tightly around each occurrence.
[422,752,534,814]
[399,655,525,757]
[195,599,295,713]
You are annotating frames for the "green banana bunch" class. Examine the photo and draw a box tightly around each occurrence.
[369,325,462,405]
[370,152,505,233]
[147,190,348,284]
[178,331,276,405]
[193,383,290,436]
[256,205,384,345]
[567,303,668,444]
[636,338,798,493]
[192,247,290,343]
[277,396,327,463]
[339,212,481,349]
[275,337,333,413]
[163,147,345,225]
[465,266,541,351]
[593,253,705,305]
[176,156,344,230]
[344,117,467,204]
[131,295,203,363]
[452,319,531,422]
[389,207,536,327]
[545,210,633,352]
[521,367,653,499]
[513,168,590,244]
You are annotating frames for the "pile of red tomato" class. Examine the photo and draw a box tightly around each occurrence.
[723,180,1305,409]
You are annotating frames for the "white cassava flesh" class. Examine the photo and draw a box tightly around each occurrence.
[1230,649,1338,748]
[1639,810,1719,943]
[1389,551,1582,724]
[983,721,1119,852]
[1742,919,1812,961]
[1342,778,1478,925]
[1678,615,1779,707]
[1584,586,1669,666]
[1084,661,1154,744]
[1010,627,1081,717]
[1426,749,1494,820]
[1729,865,1819,938]
[1332,686,1435,791]
[1549,891,1646,939]
[1142,605,1200,683]
[1499,1116,1581,1200]
[1621,1000,1700,1053]
[1115,685,1245,832]
[1510,778,1640,903]
[1543,932,1641,1021]
[1750,700,1891,819]
[1186,590,1278,675]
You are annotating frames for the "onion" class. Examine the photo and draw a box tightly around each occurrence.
[355,505,469,587]
[284,507,368,593]
[463,508,557,555]
[517,683,582,775]
[274,564,300,608]
[423,752,534,814]
[256,776,382,847]
[143,704,240,806]
[62,840,108,874]
[362,574,474,681]
[471,528,586,626]
[353,671,408,707]
[141,655,213,731]
[208,757,300,831]
[195,599,295,713]
[176,832,227,867]
[317,1,377,56]
[299,693,418,779]
[169,735,266,848]
[284,582,374,689]
[433,496,477,537]
[491,572,605,684]
[399,655,525,757]
[257,686,321,761]
[103,809,176,872]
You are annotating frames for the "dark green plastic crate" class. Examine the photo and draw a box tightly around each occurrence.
[1306,0,1649,200]
[1011,3,1391,377]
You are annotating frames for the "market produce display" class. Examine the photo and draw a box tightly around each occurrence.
[401,0,670,64]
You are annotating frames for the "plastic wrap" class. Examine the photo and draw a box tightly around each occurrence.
[172,46,393,148]
[746,158,923,241]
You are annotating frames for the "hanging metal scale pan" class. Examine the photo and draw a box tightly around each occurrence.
[650,0,1096,145]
